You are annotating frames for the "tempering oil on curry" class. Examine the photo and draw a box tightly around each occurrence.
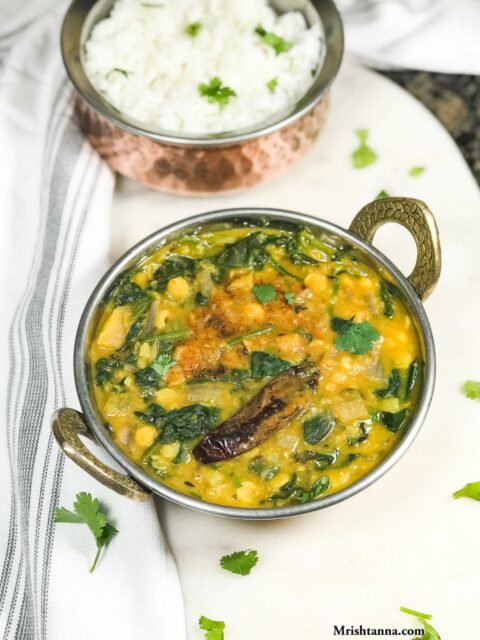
[91,223,422,508]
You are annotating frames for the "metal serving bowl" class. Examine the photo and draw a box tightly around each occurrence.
[61,0,344,195]
[52,197,441,519]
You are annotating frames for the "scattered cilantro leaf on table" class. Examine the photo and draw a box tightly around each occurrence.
[453,481,480,501]
[220,549,258,576]
[266,77,278,92]
[463,380,480,399]
[55,492,118,572]
[252,284,277,304]
[400,606,441,640]
[352,129,377,169]
[409,166,426,177]
[199,77,236,108]
[331,317,380,355]
[186,21,202,37]
[199,616,225,640]
[255,25,293,55]
[376,190,390,199]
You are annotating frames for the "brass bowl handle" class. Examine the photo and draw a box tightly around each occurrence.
[52,408,150,501]
[349,197,441,300]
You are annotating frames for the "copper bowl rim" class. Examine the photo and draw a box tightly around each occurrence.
[60,0,344,148]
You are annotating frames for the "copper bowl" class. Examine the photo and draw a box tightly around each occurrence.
[61,0,344,195]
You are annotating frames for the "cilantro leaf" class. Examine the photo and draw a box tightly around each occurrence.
[400,606,441,640]
[376,190,390,199]
[55,492,118,572]
[151,353,176,377]
[186,21,202,37]
[199,77,236,109]
[352,129,377,169]
[284,292,295,306]
[255,25,293,55]
[453,481,480,501]
[331,317,380,355]
[252,284,277,304]
[409,166,425,177]
[199,616,225,640]
[266,77,278,92]
[463,380,480,399]
[107,68,131,79]
[220,549,258,576]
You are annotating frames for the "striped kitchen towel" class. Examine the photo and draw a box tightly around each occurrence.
[0,4,185,639]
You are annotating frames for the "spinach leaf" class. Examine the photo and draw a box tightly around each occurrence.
[375,369,401,398]
[136,403,219,443]
[295,228,337,261]
[134,367,161,390]
[405,359,421,399]
[95,357,122,388]
[379,409,408,432]
[296,476,330,503]
[303,412,334,444]
[249,456,280,480]
[153,255,197,291]
[195,292,209,306]
[295,450,337,470]
[271,473,297,500]
[380,281,395,318]
[250,351,291,379]
[114,281,147,307]
[334,453,360,468]
[215,232,269,271]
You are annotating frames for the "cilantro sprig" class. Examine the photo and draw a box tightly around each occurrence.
[199,77,236,109]
[220,549,258,576]
[331,317,380,355]
[409,166,425,177]
[266,77,278,93]
[151,353,176,377]
[352,129,377,169]
[463,380,480,399]
[252,284,277,304]
[199,616,225,640]
[55,492,118,572]
[255,25,293,55]
[186,21,202,37]
[400,606,441,639]
[453,481,480,501]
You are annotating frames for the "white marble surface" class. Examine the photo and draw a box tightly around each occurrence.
[112,62,480,639]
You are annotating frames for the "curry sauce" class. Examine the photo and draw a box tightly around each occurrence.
[90,225,422,508]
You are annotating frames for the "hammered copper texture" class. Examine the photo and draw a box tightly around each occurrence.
[76,97,329,195]
[349,197,441,301]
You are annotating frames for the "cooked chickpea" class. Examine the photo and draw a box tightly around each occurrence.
[134,426,157,448]
[241,302,266,324]
[304,271,328,295]
[160,442,181,461]
[166,276,190,301]
[156,388,184,410]
[155,308,170,330]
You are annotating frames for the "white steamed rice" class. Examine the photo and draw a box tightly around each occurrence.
[83,0,324,135]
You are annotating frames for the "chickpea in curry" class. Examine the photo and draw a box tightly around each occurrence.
[91,224,422,508]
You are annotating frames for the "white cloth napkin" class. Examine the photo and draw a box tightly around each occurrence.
[337,0,480,74]
[0,6,185,640]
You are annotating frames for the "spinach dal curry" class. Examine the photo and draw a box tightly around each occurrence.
[91,224,422,508]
